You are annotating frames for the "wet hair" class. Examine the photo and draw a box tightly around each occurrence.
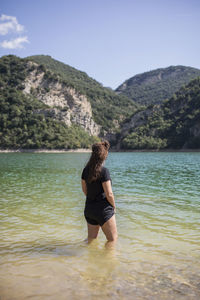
[86,140,110,183]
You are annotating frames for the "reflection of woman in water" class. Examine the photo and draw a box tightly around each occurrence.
[81,140,117,247]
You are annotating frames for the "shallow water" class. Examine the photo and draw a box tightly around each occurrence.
[0,152,200,299]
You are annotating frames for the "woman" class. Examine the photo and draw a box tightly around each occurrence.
[81,140,117,247]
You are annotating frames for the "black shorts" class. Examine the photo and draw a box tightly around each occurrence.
[84,200,115,227]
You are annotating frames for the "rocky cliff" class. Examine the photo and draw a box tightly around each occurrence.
[23,62,101,136]
[27,55,136,133]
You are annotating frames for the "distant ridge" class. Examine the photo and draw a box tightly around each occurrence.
[116,65,200,105]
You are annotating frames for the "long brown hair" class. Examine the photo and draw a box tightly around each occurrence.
[87,140,110,183]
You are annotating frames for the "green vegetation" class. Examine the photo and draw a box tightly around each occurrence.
[121,77,200,149]
[123,134,167,150]
[27,55,137,131]
[116,66,200,105]
[0,55,99,149]
[1,55,200,150]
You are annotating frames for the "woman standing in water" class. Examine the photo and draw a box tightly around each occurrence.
[81,141,117,248]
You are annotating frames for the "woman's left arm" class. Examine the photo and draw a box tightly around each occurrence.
[81,179,87,196]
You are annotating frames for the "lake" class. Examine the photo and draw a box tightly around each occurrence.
[0,152,200,299]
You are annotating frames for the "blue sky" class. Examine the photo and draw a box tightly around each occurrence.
[0,0,200,88]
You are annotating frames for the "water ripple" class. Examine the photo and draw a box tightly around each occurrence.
[0,152,200,298]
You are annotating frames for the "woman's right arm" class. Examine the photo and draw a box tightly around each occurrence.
[102,180,116,211]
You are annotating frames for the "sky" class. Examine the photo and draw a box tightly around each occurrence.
[0,0,200,89]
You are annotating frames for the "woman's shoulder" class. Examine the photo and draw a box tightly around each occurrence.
[101,166,109,173]
[81,165,89,179]
[101,166,111,182]
[83,165,88,171]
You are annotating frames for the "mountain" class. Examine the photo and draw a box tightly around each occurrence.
[118,77,200,150]
[0,55,136,150]
[116,66,200,105]
[0,55,100,149]
[27,55,137,132]
[1,55,200,150]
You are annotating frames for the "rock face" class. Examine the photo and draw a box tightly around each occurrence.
[114,108,153,149]
[23,62,101,136]
[191,123,200,137]
[121,109,152,134]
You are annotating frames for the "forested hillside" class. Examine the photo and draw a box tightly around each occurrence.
[0,55,200,150]
[120,77,200,150]
[116,66,200,105]
[0,55,99,149]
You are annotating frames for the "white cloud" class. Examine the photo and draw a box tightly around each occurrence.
[0,14,24,35]
[0,14,29,49]
[0,36,29,49]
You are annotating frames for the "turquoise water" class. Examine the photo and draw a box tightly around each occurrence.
[0,152,200,299]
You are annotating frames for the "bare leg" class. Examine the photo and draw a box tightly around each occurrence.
[101,215,118,249]
[85,223,100,244]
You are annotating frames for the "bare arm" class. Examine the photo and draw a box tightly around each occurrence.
[81,179,87,196]
[102,180,116,210]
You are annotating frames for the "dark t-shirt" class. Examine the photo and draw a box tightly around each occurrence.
[81,165,111,203]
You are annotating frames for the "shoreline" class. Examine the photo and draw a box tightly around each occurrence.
[0,148,200,153]
[0,149,92,153]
